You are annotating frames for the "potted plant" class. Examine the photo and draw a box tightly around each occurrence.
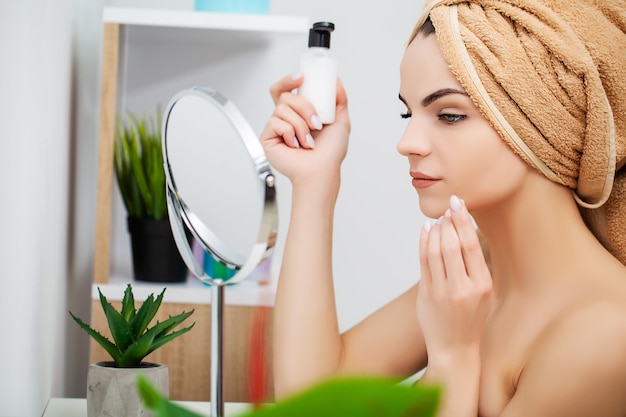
[114,109,188,282]
[69,284,195,417]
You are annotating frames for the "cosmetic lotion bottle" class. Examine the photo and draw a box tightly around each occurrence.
[298,21,337,124]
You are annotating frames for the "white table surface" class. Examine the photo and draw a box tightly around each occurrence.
[43,398,253,417]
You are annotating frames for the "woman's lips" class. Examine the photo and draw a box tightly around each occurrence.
[410,172,441,189]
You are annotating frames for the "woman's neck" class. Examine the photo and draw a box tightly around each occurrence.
[471,175,602,301]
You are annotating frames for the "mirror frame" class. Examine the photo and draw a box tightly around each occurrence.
[162,86,277,285]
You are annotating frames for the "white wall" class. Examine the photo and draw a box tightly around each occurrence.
[270,0,427,330]
[0,0,73,415]
[0,0,427,411]
[65,0,106,399]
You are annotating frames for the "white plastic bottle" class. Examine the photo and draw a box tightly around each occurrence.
[298,21,337,124]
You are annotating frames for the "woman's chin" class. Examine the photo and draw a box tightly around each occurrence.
[418,200,448,219]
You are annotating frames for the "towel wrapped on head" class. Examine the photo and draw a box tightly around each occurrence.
[412,0,626,265]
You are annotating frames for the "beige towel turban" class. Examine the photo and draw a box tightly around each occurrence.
[412,0,626,265]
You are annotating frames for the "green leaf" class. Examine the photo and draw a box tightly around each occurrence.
[99,288,133,352]
[114,121,134,215]
[117,327,157,367]
[149,148,166,220]
[150,288,165,320]
[129,179,145,218]
[128,127,154,215]
[137,374,161,409]
[240,377,440,417]
[137,376,440,417]
[130,289,165,337]
[69,311,121,364]
[151,310,195,339]
[113,109,166,220]
[121,284,136,323]
[137,375,206,417]
[147,323,195,357]
[129,293,155,337]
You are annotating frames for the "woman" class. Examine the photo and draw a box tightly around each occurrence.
[259,0,626,415]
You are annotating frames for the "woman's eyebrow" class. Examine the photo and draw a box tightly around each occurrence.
[421,88,468,107]
[398,88,469,108]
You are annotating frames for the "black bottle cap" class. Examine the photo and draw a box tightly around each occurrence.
[308,21,335,48]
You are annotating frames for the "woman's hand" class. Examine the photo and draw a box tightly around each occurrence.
[259,73,351,186]
[417,195,493,366]
[416,195,492,416]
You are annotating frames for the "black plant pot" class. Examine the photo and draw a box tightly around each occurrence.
[127,216,188,283]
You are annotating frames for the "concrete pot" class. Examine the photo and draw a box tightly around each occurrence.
[87,361,169,417]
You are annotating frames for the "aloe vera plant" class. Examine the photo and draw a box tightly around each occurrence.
[114,110,166,220]
[69,284,194,368]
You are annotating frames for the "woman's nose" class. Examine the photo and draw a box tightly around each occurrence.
[397,119,432,157]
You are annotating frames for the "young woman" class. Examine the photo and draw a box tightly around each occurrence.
[259,1,626,416]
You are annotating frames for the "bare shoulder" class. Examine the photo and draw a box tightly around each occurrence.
[502,300,626,416]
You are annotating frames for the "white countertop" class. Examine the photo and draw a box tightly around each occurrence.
[43,398,253,417]
[94,274,276,307]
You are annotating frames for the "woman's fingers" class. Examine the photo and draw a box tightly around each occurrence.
[274,102,317,149]
[421,196,491,287]
[439,212,468,286]
[269,72,304,104]
[425,218,449,296]
[270,73,323,130]
[448,196,491,286]
[262,97,321,150]
[263,116,299,149]
[266,74,349,151]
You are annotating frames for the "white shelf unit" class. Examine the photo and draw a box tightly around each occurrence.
[98,274,276,306]
[93,7,309,305]
[103,7,309,33]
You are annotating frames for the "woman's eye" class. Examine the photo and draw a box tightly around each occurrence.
[400,112,412,119]
[438,113,466,124]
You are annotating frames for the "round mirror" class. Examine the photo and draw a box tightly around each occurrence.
[162,87,277,285]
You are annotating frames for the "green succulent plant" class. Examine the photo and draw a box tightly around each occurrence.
[114,109,167,220]
[69,284,194,368]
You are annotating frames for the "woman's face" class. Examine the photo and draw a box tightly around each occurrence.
[397,31,530,218]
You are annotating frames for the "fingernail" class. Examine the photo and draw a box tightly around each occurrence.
[305,133,315,149]
[293,137,300,148]
[450,195,462,213]
[444,208,451,218]
[436,216,443,225]
[311,114,323,130]
[291,72,303,81]
[423,221,432,233]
